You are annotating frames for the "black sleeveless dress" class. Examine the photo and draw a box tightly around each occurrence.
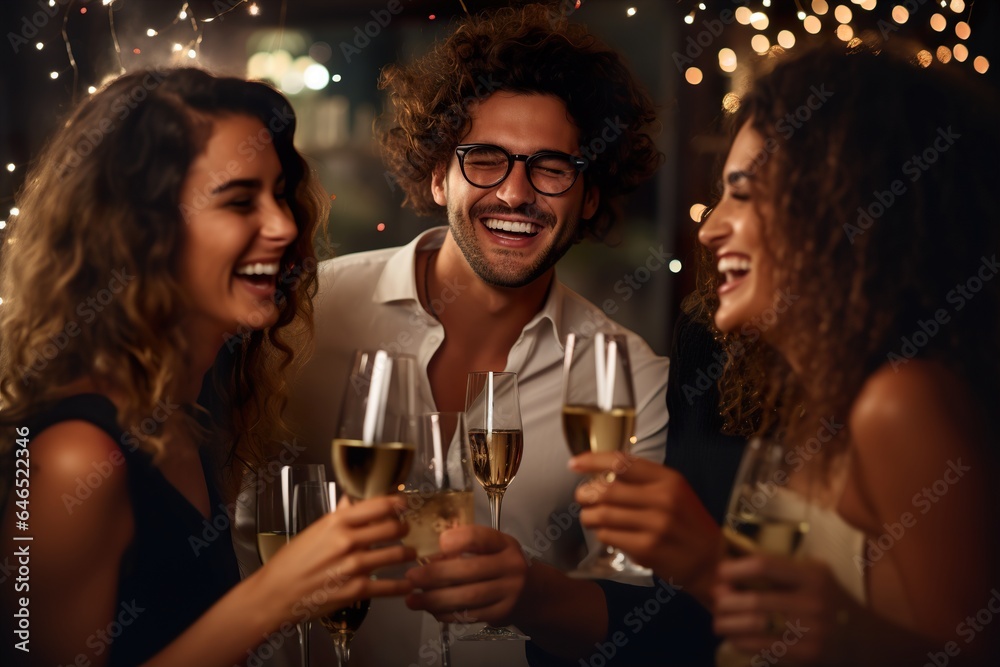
[26,394,241,666]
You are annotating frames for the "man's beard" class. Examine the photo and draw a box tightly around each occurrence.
[447,201,578,288]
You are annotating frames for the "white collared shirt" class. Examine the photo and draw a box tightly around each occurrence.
[274,227,669,666]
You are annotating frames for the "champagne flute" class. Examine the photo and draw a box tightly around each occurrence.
[401,412,476,666]
[562,332,653,582]
[292,481,371,667]
[332,350,418,500]
[460,371,529,641]
[256,463,326,667]
[716,437,812,667]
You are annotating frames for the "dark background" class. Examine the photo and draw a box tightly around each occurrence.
[2,0,998,354]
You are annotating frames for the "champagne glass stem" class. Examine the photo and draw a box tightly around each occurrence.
[332,633,351,667]
[486,488,504,531]
[439,621,452,667]
[298,621,310,667]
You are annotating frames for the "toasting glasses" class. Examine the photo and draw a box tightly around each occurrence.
[562,332,653,582]
[460,371,529,641]
[256,463,326,667]
[401,412,476,666]
[716,437,812,667]
[332,350,418,500]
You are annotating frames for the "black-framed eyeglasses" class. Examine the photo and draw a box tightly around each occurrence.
[455,143,589,196]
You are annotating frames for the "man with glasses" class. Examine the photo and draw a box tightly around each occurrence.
[284,6,693,666]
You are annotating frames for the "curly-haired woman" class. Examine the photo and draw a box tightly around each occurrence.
[0,68,413,666]
[573,41,1000,664]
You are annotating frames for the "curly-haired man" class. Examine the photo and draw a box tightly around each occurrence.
[284,6,704,666]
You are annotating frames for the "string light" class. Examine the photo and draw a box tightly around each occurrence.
[685,67,704,85]
[973,56,989,74]
[689,204,707,221]
[953,43,969,61]
[626,7,637,17]
[955,21,971,39]
[777,30,796,49]
[834,5,853,23]
[684,12,695,25]
[804,15,822,33]
[930,13,947,31]
[10,208,19,216]
[5,164,14,173]
[892,5,910,23]
[35,42,44,50]
[750,12,769,30]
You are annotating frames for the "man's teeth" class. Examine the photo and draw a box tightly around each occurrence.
[235,262,280,276]
[484,218,538,234]
[717,256,751,273]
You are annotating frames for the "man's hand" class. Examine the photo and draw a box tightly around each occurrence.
[404,525,528,624]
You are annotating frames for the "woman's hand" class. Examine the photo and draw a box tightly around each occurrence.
[713,554,863,665]
[256,495,415,624]
[570,452,722,606]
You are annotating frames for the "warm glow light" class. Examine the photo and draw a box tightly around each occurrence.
[916,49,933,67]
[249,3,260,15]
[812,0,829,14]
[777,30,796,49]
[797,10,807,19]
[5,164,14,172]
[699,2,706,9]
[836,24,854,41]
[684,13,694,24]
[936,46,953,63]
[752,34,770,53]
[953,43,969,61]
[685,67,704,85]
[146,28,157,37]
[179,10,188,20]
[834,5,853,23]
[304,63,330,90]
[860,0,877,9]
[35,42,43,50]
[735,6,752,25]
[718,48,738,73]
[187,49,196,59]
[930,13,947,31]
[689,204,707,222]
[950,0,966,12]
[88,85,97,94]
[10,208,19,216]
[892,5,909,23]
[723,92,741,113]
[955,21,970,39]
[804,15,822,33]
[750,12,769,30]
[172,43,183,52]
[377,222,386,232]
[627,7,637,17]
[669,259,683,274]
[49,71,58,79]
[331,73,342,82]
[974,56,989,74]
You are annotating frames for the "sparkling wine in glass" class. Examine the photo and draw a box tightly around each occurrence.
[401,412,476,666]
[332,350,418,500]
[460,371,529,642]
[716,437,811,667]
[256,464,326,667]
[562,332,652,582]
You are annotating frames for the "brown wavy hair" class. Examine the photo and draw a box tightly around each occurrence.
[0,68,327,499]
[377,3,661,241]
[690,40,1000,453]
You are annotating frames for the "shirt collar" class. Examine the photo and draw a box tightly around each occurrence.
[371,226,447,306]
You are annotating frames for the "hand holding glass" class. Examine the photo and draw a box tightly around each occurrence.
[562,332,652,581]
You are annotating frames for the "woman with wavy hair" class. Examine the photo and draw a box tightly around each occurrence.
[572,41,1000,664]
[0,68,412,666]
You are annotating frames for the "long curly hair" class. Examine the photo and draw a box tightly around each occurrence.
[0,68,327,498]
[377,3,661,241]
[690,40,1000,455]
